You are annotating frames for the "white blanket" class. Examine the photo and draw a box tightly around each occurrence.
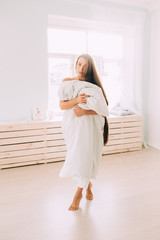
[58,80,109,188]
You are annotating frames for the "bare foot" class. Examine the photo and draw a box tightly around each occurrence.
[68,188,83,211]
[86,182,93,200]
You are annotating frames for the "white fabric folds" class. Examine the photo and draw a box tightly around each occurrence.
[58,80,109,189]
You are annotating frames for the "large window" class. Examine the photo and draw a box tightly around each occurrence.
[47,22,124,118]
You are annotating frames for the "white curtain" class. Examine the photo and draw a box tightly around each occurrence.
[92,4,146,114]
[92,4,147,146]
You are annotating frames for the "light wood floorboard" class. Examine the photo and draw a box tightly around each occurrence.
[0,146,160,240]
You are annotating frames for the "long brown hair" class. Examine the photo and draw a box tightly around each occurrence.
[76,54,109,145]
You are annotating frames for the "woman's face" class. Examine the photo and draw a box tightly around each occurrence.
[76,57,88,80]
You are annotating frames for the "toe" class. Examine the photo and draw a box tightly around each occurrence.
[69,204,79,211]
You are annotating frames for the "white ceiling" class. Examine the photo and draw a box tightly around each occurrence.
[71,0,160,11]
[102,0,160,10]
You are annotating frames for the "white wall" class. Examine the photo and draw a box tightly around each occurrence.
[0,1,48,122]
[0,0,93,122]
[147,7,160,149]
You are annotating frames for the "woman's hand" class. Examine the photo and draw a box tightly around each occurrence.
[76,93,88,104]
[59,94,89,110]
[73,106,85,117]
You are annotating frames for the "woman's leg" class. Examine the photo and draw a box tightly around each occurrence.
[68,187,83,211]
[86,181,93,200]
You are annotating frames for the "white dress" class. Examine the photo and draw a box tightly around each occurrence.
[58,80,109,189]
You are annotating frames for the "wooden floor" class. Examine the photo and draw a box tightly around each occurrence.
[0,146,160,240]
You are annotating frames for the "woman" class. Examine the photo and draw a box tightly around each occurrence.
[58,54,109,211]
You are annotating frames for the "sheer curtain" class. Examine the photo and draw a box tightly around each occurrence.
[91,5,147,147]
[91,5,146,114]
[119,16,146,115]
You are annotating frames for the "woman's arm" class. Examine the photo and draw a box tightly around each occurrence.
[60,93,88,110]
[60,98,78,110]
[84,110,98,115]
[73,106,97,117]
